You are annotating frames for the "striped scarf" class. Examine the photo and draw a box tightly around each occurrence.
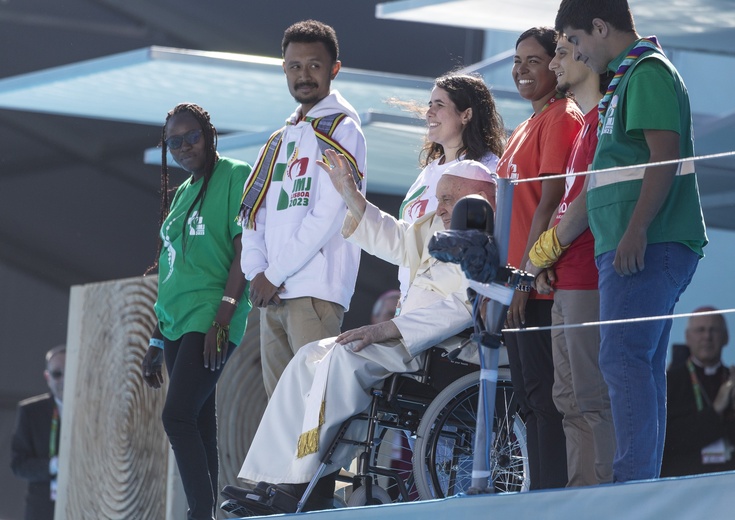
[237,129,283,229]
[597,36,663,135]
[237,113,362,229]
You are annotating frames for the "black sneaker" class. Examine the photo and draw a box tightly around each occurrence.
[220,498,277,517]
[219,482,299,515]
[221,483,268,503]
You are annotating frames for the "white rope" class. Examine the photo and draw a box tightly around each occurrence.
[502,308,735,334]
[510,150,735,185]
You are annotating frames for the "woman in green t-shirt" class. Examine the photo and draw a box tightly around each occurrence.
[140,103,252,520]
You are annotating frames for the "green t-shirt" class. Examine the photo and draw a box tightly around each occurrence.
[155,157,252,343]
[588,43,707,257]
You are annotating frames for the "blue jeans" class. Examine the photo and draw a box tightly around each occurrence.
[596,242,698,483]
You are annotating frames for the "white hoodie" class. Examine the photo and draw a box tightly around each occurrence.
[241,91,367,310]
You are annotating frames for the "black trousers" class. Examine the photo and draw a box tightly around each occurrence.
[162,332,235,520]
[504,299,568,489]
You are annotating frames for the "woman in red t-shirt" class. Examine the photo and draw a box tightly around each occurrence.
[495,26,583,490]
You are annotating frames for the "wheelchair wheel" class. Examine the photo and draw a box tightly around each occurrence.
[346,484,392,507]
[412,370,529,499]
[370,427,419,502]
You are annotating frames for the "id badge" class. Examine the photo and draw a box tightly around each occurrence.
[701,438,731,465]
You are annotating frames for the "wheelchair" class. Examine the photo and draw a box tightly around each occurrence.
[220,341,529,516]
[334,192,533,505]
[317,340,529,507]
[221,194,530,515]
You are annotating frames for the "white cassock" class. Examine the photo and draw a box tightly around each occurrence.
[238,202,476,484]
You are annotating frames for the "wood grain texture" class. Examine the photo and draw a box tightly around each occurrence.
[58,275,167,520]
[57,276,267,519]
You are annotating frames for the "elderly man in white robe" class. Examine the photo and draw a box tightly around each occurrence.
[234,150,497,512]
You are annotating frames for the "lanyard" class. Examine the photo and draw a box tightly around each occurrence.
[538,92,564,115]
[49,406,59,458]
[686,359,727,412]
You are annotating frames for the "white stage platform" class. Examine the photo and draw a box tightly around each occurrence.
[235,471,735,520]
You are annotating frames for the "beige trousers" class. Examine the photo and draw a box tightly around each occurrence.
[551,289,616,486]
[260,297,344,397]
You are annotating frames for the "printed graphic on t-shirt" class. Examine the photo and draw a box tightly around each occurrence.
[277,140,313,210]
[558,175,574,216]
[400,186,429,221]
[508,162,519,180]
[601,95,618,135]
[188,210,205,236]
[160,213,182,284]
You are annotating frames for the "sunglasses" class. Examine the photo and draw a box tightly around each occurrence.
[49,370,64,379]
[165,129,202,150]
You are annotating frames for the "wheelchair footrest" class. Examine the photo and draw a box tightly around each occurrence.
[220,499,263,518]
[220,483,299,516]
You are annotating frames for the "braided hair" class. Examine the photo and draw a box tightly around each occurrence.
[421,73,505,168]
[147,103,218,273]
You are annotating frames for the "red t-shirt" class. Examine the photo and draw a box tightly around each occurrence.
[553,108,599,290]
[496,97,583,299]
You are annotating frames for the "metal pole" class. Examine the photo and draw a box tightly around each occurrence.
[468,178,514,494]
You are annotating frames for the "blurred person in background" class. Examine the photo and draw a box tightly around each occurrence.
[662,308,735,477]
[11,345,66,520]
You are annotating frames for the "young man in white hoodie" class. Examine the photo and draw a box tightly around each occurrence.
[239,20,367,397]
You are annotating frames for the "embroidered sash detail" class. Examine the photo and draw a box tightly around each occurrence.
[296,344,335,458]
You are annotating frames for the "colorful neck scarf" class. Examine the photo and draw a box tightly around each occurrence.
[597,36,663,134]
[237,113,361,229]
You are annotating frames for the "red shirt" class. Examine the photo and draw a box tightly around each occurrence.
[553,108,599,290]
[497,97,583,299]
